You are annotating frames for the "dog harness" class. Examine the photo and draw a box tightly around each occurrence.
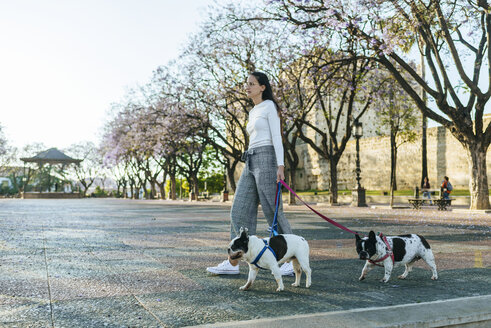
[251,239,277,270]
[368,233,395,267]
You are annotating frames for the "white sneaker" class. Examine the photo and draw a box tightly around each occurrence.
[206,260,240,275]
[280,262,295,276]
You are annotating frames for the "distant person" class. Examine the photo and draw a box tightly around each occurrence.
[440,176,453,200]
[206,71,294,276]
[421,176,433,205]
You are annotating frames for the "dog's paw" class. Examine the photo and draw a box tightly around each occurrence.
[239,285,249,291]
[431,276,438,280]
[380,278,389,283]
[305,282,311,288]
[397,275,407,280]
[359,276,365,281]
[276,286,284,292]
[291,282,300,287]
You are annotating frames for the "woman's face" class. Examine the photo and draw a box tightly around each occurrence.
[244,75,265,99]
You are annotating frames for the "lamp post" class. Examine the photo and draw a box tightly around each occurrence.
[352,121,367,207]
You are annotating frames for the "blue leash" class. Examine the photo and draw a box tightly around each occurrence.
[252,182,282,270]
[269,181,281,238]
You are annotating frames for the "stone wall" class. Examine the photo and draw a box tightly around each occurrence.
[231,114,490,191]
[298,114,491,191]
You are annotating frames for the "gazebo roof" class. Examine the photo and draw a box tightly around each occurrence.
[20,148,82,165]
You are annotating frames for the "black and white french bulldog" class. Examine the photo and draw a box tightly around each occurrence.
[355,231,438,283]
[228,227,311,292]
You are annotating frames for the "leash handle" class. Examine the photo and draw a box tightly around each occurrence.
[270,181,281,238]
[278,180,360,236]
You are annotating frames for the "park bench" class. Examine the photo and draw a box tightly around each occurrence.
[433,198,454,211]
[408,197,453,210]
[408,188,442,210]
[408,198,427,210]
[198,191,210,200]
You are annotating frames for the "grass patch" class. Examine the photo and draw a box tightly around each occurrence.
[279,189,477,197]
[231,189,483,197]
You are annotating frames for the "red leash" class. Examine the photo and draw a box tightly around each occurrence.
[277,181,396,265]
[278,180,360,236]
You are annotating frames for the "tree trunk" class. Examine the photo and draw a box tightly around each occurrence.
[389,132,398,207]
[390,149,397,208]
[149,181,156,199]
[192,173,199,201]
[421,114,428,187]
[287,166,296,205]
[136,182,142,199]
[169,174,177,200]
[143,180,149,199]
[159,171,167,200]
[228,160,239,192]
[156,182,165,200]
[390,133,397,191]
[129,181,135,199]
[420,51,428,188]
[122,180,127,198]
[329,159,338,205]
[466,143,490,210]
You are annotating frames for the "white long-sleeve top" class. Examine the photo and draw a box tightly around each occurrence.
[246,99,284,166]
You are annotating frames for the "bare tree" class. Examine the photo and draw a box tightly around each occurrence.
[68,142,102,197]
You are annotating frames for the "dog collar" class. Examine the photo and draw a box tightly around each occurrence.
[368,233,394,267]
[251,239,277,270]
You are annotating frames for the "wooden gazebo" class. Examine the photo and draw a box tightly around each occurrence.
[20,148,82,198]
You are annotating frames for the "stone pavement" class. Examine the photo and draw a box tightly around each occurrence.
[0,199,489,328]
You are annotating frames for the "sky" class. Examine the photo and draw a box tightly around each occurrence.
[0,0,215,149]
[0,1,489,150]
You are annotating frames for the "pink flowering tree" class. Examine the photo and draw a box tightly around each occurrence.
[172,4,285,192]
[101,100,150,199]
[232,4,404,203]
[271,33,388,204]
[263,0,491,209]
[151,64,211,199]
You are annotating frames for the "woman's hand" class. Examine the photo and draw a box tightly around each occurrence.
[277,165,285,182]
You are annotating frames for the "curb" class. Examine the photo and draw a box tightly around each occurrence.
[186,295,491,328]
[452,209,491,214]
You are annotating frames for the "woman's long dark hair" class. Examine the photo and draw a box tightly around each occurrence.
[250,71,283,133]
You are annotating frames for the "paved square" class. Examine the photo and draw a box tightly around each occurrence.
[0,199,489,327]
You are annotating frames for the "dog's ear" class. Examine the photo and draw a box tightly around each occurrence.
[355,234,361,241]
[368,231,376,240]
[239,227,249,239]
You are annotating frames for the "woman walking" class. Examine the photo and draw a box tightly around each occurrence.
[206,71,294,276]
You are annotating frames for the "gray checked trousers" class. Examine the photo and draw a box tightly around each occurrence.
[230,145,292,240]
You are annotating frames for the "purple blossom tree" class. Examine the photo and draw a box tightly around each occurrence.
[264,0,491,209]
[172,4,283,192]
